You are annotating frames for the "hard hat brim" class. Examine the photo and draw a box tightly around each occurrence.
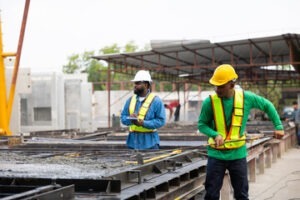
[209,78,227,86]
[130,79,152,82]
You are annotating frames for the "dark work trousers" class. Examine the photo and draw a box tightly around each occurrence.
[174,104,181,122]
[204,157,249,200]
[296,124,300,145]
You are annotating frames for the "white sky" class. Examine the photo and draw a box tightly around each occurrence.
[1,0,300,72]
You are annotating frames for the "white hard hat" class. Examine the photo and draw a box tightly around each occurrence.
[131,70,152,82]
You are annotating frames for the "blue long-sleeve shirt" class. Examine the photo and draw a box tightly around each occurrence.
[121,93,166,149]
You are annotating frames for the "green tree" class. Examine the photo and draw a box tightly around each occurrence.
[63,51,95,74]
[100,43,121,54]
[63,41,140,90]
[62,54,80,74]
[124,41,138,53]
[86,59,105,90]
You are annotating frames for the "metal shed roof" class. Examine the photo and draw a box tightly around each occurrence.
[93,33,300,86]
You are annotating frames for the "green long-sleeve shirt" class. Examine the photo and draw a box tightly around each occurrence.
[198,90,283,160]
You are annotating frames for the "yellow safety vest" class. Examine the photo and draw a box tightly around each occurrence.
[129,93,156,133]
[208,89,246,149]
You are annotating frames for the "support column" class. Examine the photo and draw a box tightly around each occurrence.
[248,158,256,182]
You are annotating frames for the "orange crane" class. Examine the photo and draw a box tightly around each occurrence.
[0,0,30,136]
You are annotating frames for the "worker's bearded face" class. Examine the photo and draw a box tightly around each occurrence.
[133,81,149,96]
[134,87,144,96]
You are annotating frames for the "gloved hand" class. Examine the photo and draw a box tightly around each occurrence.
[274,130,284,139]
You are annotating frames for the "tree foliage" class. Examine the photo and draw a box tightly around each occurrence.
[63,42,139,90]
[63,41,175,91]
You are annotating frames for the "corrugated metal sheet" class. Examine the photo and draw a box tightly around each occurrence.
[93,33,300,86]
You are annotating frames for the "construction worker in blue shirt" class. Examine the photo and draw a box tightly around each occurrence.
[121,70,166,150]
[198,64,284,200]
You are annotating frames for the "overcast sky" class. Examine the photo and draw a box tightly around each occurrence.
[1,0,300,72]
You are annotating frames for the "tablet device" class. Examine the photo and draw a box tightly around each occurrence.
[127,116,138,120]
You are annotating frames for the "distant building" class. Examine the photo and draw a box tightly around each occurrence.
[18,72,93,134]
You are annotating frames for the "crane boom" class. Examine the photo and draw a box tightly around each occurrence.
[0,0,30,136]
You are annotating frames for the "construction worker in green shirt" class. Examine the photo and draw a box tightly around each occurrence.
[198,64,284,200]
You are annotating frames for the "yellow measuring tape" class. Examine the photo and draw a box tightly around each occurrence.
[125,149,182,165]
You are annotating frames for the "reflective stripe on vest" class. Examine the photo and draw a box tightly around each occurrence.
[208,89,246,149]
[129,93,156,133]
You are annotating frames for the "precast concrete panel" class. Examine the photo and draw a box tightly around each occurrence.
[53,73,65,130]
[111,90,132,115]
[93,90,131,128]
[5,68,31,134]
[65,79,81,130]
[5,67,32,94]
[93,91,109,128]
[19,72,92,133]
[21,73,59,132]
[32,78,51,108]
[80,83,93,132]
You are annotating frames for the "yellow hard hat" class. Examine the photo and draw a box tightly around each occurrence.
[209,64,238,86]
